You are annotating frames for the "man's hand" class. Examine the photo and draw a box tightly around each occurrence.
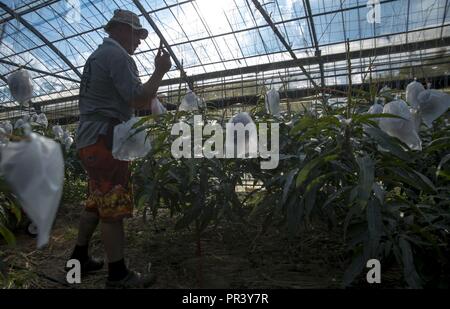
[131,42,171,110]
[154,41,171,74]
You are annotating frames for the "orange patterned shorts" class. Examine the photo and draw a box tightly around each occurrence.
[78,135,133,222]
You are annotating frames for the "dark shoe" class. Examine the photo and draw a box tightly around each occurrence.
[81,257,104,274]
[105,270,157,289]
[65,257,104,274]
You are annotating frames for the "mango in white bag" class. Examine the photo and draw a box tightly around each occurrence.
[52,125,64,141]
[0,133,64,248]
[406,81,425,109]
[265,88,280,116]
[151,97,167,115]
[112,117,152,161]
[7,69,34,106]
[416,90,450,128]
[179,91,203,111]
[379,100,422,151]
[226,112,258,158]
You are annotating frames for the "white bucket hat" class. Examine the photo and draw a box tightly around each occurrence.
[104,9,149,39]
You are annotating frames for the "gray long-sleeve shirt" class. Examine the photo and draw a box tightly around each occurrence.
[76,38,143,149]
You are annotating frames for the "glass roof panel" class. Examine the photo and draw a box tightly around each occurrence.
[0,0,449,109]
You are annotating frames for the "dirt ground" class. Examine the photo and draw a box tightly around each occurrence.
[0,201,361,289]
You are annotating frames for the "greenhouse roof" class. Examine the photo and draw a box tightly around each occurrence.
[0,0,449,115]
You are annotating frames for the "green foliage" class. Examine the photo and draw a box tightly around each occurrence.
[132,112,262,235]
[61,145,87,204]
[253,107,450,288]
[0,177,21,246]
[132,95,449,288]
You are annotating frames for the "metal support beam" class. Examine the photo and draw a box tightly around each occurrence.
[131,0,194,90]
[0,22,6,84]
[441,0,449,39]
[0,0,61,25]
[0,2,82,79]
[250,0,320,89]
[0,94,79,114]
[2,33,450,108]
[406,0,411,45]
[303,0,326,88]
[2,0,398,63]
[189,54,450,95]
[159,36,450,86]
[0,22,5,45]
[0,59,80,83]
[4,71,450,119]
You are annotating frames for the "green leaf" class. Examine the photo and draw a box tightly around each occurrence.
[342,251,366,287]
[305,172,339,193]
[425,137,450,153]
[0,223,15,245]
[290,116,339,137]
[199,206,215,233]
[175,203,203,230]
[356,155,375,207]
[295,154,339,188]
[410,170,436,192]
[136,194,149,209]
[133,116,151,128]
[372,182,385,204]
[281,168,298,206]
[436,170,450,180]
[304,185,318,221]
[365,127,410,160]
[354,113,404,124]
[249,194,273,220]
[322,186,352,210]
[344,204,364,241]
[348,186,358,204]
[289,116,315,135]
[367,199,383,254]
[436,154,450,180]
[398,237,422,288]
[287,195,304,236]
[386,167,435,193]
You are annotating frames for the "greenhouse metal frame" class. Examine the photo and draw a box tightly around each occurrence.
[0,0,449,122]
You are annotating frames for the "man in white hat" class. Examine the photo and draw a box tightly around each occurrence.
[69,9,171,288]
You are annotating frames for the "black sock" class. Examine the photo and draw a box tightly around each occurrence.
[108,259,128,281]
[70,245,89,263]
